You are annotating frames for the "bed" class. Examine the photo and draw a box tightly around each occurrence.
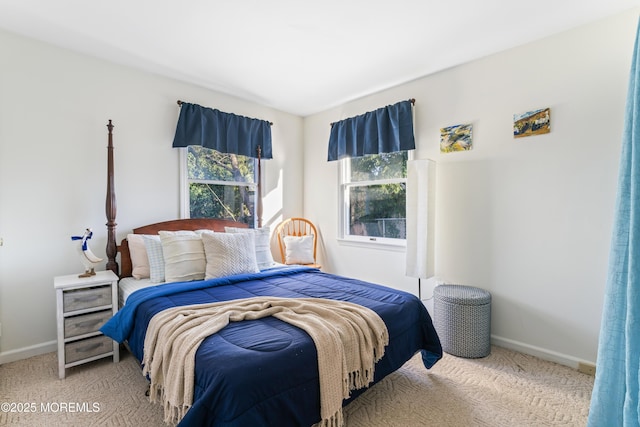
[98,122,442,427]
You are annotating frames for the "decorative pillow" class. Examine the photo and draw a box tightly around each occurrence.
[158,230,206,283]
[284,235,315,265]
[224,226,276,270]
[143,235,165,283]
[127,234,151,279]
[201,232,259,279]
[194,229,215,235]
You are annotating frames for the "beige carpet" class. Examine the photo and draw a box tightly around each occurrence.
[0,346,593,426]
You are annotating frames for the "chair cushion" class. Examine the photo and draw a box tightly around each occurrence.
[283,235,315,265]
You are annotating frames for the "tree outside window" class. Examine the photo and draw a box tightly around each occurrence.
[186,145,257,227]
[341,151,408,243]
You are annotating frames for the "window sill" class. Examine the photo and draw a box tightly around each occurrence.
[337,237,406,252]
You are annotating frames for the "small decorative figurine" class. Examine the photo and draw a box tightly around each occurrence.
[71,228,103,277]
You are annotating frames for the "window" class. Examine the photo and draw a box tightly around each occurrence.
[181,145,257,227]
[340,151,409,245]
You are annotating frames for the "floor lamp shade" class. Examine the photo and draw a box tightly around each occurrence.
[406,159,436,278]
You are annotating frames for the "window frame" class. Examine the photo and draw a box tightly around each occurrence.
[179,147,259,228]
[338,150,413,248]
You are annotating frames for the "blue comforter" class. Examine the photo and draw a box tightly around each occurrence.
[101,266,442,427]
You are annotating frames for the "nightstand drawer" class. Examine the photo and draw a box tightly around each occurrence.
[64,310,113,338]
[65,335,113,363]
[63,286,112,312]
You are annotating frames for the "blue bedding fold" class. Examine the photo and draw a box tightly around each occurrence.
[100,266,313,342]
[103,267,442,427]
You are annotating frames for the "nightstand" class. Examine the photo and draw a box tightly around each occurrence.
[54,270,119,379]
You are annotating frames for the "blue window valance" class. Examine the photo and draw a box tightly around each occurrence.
[172,102,272,159]
[327,99,415,161]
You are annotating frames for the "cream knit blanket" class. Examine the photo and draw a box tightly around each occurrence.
[142,297,389,426]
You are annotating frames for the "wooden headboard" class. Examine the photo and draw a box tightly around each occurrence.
[118,218,248,279]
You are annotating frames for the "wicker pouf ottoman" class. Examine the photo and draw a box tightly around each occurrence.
[433,284,491,358]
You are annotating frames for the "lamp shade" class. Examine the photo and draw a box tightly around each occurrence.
[406,159,436,278]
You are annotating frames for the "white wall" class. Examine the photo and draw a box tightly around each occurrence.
[0,30,304,362]
[1,8,637,368]
[304,9,639,366]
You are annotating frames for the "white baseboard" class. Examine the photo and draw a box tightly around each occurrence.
[491,335,592,369]
[0,340,56,365]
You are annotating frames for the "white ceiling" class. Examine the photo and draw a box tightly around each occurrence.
[0,1,637,116]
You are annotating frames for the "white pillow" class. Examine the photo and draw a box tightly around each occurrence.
[224,226,276,270]
[284,235,315,265]
[143,235,165,283]
[202,232,259,279]
[159,230,206,283]
[127,234,150,279]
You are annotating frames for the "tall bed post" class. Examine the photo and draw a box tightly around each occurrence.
[105,120,118,275]
[257,145,263,229]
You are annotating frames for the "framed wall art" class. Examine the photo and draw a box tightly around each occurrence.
[513,108,550,138]
[440,123,473,153]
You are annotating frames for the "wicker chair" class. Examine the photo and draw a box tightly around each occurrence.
[276,218,321,269]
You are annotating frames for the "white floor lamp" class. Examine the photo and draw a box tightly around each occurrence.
[406,159,436,300]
